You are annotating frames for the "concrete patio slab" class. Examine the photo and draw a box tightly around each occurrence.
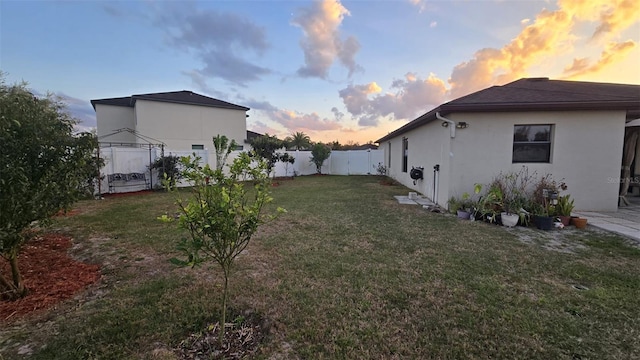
[394,195,435,206]
[573,210,640,242]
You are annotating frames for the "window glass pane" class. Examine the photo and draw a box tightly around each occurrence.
[513,144,550,163]
[402,138,408,172]
[513,124,552,163]
[192,144,204,150]
[514,125,550,142]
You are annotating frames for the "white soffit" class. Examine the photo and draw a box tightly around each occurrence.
[626,119,640,127]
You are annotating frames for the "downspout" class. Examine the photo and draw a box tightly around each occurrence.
[435,112,454,207]
[436,112,455,138]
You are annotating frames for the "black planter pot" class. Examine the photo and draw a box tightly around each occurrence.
[534,215,553,230]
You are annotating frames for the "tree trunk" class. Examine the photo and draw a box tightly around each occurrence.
[0,271,17,297]
[9,253,26,297]
[0,255,25,300]
[219,266,229,346]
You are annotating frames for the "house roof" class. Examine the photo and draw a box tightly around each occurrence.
[352,143,379,150]
[91,90,249,111]
[245,130,263,143]
[376,78,640,143]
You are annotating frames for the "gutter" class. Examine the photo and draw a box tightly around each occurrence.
[436,112,456,138]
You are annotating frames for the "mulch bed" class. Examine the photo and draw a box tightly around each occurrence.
[175,315,266,359]
[0,233,101,322]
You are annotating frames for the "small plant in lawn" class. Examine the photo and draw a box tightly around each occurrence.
[373,162,387,176]
[162,147,285,345]
[310,143,331,174]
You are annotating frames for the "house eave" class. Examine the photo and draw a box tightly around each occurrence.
[376,101,640,143]
[132,96,250,111]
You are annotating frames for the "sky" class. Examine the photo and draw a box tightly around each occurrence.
[2,0,639,144]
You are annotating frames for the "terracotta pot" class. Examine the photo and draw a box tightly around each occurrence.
[572,217,588,229]
[557,215,571,226]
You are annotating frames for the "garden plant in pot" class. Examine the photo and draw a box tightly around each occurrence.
[530,174,568,231]
[501,196,523,228]
[473,183,502,224]
[498,170,532,227]
[532,203,554,230]
[555,195,574,226]
[449,192,474,220]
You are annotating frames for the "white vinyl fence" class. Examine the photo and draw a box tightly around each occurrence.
[98,146,384,193]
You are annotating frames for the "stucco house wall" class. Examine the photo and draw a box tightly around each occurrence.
[378,78,639,213]
[95,104,135,144]
[385,122,452,204]
[445,110,626,211]
[93,91,250,151]
[133,100,247,151]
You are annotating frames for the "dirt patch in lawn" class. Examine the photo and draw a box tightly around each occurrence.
[504,226,589,254]
[0,233,101,322]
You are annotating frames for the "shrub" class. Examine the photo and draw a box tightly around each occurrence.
[150,155,182,188]
[310,143,331,174]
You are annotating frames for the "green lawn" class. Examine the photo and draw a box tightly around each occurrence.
[1,175,639,359]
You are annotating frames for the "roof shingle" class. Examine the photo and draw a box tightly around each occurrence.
[91,90,249,111]
[376,78,640,143]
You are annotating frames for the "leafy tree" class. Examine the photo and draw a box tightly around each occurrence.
[0,78,97,299]
[212,134,237,171]
[310,143,331,174]
[285,131,311,150]
[78,132,105,197]
[328,140,342,150]
[279,153,296,177]
[163,151,284,345]
[149,154,182,188]
[249,133,284,175]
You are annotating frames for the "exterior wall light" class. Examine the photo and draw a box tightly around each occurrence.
[441,121,449,127]
[456,122,468,129]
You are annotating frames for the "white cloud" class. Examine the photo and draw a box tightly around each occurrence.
[246,99,343,135]
[292,0,361,79]
[338,73,447,127]
[409,0,427,13]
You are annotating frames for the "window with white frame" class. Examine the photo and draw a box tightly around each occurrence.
[512,125,552,163]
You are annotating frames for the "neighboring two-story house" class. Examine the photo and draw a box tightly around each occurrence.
[91,90,250,151]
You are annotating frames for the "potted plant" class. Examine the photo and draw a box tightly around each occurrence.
[532,200,554,230]
[449,193,473,219]
[555,195,574,226]
[501,195,522,227]
[500,172,528,227]
[474,183,503,224]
